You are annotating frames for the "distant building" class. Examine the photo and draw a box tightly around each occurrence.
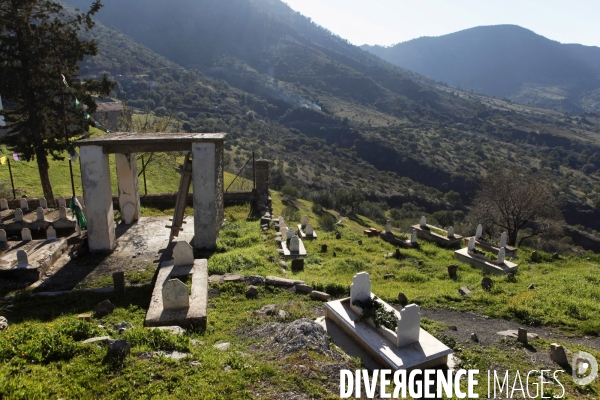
[91,102,124,131]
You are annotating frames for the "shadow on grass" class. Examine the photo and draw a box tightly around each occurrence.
[348,214,371,228]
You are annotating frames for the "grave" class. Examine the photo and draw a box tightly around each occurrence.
[20,198,28,210]
[454,237,518,274]
[411,216,463,248]
[14,208,23,222]
[0,236,69,281]
[46,226,57,240]
[297,221,317,239]
[145,241,208,329]
[325,272,452,370]
[58,197,66,208]
[281,234,307,259]
[21,228,32,241]
[39,198,48,209]
[463,226,518,258]
[379,228,418,249]
[0,199,8,210]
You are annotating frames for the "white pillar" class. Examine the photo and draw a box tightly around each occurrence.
[192,142,218,249]
[115,153,141,222]
[80,145,116,252]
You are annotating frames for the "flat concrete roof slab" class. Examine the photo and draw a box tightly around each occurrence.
[76,132,227,153]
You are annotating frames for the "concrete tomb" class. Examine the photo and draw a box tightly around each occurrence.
[20,198,28,210]
[173,241,194,266]
[281,234,307,258]
[39,197,47,209]
[0,199,7,210]
[162,279,190,310]
[0,230,6,243]
[21,228,32,241]
[58,197,66,208]
[14,208,23,222]
[36,207,45,222]
[455,237,518,274]
[46,226,57,240]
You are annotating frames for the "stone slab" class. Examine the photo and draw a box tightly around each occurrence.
[454,248,518,274]
[265,276,304,287]
[325,297,452,371]
[297,224,318,240]
[145,259,208,329]
[411,225,463,248]
[463,237,518,258]
[281,237,307,258]
[0,238,68,281]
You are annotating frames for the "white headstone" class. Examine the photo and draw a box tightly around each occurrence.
[36,207,44,222]
[447,226,454,237]
[16,250,28,267]
[286,227,295,240]
[468,237,475,251]
[0,199,8,210]
[497,247,506,265]
[278,216,284,225]
[14,208,23,222]
[46,226,57,240]
[301,215,309,227]
[58,197,66,208]
[279,222,287,233]
[411,229,418,244]
[289,235,300,252]
[173,241,194,266]
[476,224,483,239]
[162,278,189,310]
[0,229,6,243]
[122,202,135,225]
[350,272,371,304]
[20,198,28,210]
[21,228,32,241]
[280,226,288,237]
[385,220,392,234]
[420,216,427,228]
[39,197,47,209]
[500,232,508,248]
[396,304,421,347]
[305,223,314,236]
[58,206,67,220]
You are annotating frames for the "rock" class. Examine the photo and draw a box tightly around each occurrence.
[395,248,401,259]
[222,365,233,372]
[397,292,408,307]
[113,321,133,332]
[333,251,337,258]
[459,287,471,296]
[0,316,7,331]
[156,351,189,360]
[95,299,115,317]
[291,259,304,272]
[246,285,259,298]
[383,274,395,280]
[82,336,112,345]
[496,330,539,340]
[190,361,202,367]
[208,275,224,284]
[447,265,458,279]
[481,277,494,291]
[417,260,424,266]
[214,342,231,351]
[107,339,130,359]
[530,251,539,262]
[528,283,535,290]
[137,352,153,360]
[470,333,479,343]
[309,291,330,301]
[151,326,185,335]
[78,314,92,322]
[321,244,328,253]
[448,326,458,331]
[550,343,570,366]
[335,233,341,239]
[278,309,289,319]
[279,260,287,269]
[190,339,204,347]
[552,252,559,260]
[295,284,313,294]
[255,304,277,317]
[245,275,265,286]
[265,276,304,287]
[517,328,528,344]
[223,273,244,283]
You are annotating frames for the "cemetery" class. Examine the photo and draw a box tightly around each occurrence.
[412,216,463,248]
[463,224,519,258]
[379,220,420,248]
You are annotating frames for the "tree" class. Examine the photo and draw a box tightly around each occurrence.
[333,188,364,215]
[0,0,113,204]
[468,169,563,247]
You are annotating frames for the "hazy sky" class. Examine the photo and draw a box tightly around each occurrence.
[283,0,600,47]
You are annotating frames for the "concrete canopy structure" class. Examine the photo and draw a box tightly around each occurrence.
[76,132,226,252]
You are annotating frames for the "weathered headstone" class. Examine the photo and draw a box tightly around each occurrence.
[278,216,284,225]
[162,278,189,310]
[301,215,309,227]
[0,230,6,243]
[291,258,304,272]
[16,250,28,267]
[280,226,288,237]
[112,271,126,296]
[46,226,57,240]
[305,223,314,236]
[286,228,295,240]
[58,197,66,208]
[21,228,32,241]
[385,220,392,233]
[36,207,44,222]
[0,199,7,210]
[58,206,67,219]
[500,232,508,249]
[289,235,300,252]
[20,198,28,210]
[397,304,421,347]
[497,247,506,265]
[447,226,454,237]
[173,241,194,266]
[476,224,483,239]
[448,264,458,279]
[122,202,135,225]
[550,343,569,366]
[518,328,528,344]
[410,230,418,244]
[14,208,23,222]
[39,197,48,209]
[420,216,426,228]
[350,272,371,304]
[468,237,475,251]
[459,287,471,296]
[481,277,494,291]
[321,244,328,253]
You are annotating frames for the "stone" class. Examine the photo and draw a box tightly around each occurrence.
[162,278,190,310]
[530,251,539,262]
[82,336,112,345]
[289,235,300,252]
[500,232,508,249]
[16,250,28,267]
[0,316,8,330]
[20,198,28,210]
[286,228,295,240]
[107,339,130,359]
[173,241,194,266]
[113,321,133,331]
[265,276,304,287]
[459,287,471,296]
[481,277,494,291]
[448,264,458,279]
[39,197,48,209]
[78,314,92,322]
[528,283,535,290]
[36,207,44,222]
[471,333,479,343]
[95,299,115,317]
[333,251,337,257]
[395,248,401,259]
[350,272,371,304]
[420,216,426,228]
[518,328,528,344]
[448,326,458,331]
[190,361,202,367]
[383,274,395,280]
[278,216,284,225]
[335,232,341,239]
[447,226,454,237]
[305,223,314,236]
[223,273,244,283]
[385,220,392,233]
[397,292,408,307]
[112,271,126,296]
[301,215,309,226]
[14,208,23,222]
[151,326,186,335]
[58,206,67,219]
[321,244,328,253]
[279,260,287,269]
[58,197,66,208]
[550,343,569,366]
[0,199,7,210]
[291,258,304,272]
[552,252,559,260]
[21,228,32,241]
[310,291,331,301]
[122,202,135,224]
[255,304,277,316]
[46,226,57,240]
[476,224,483,239]
[278,309,289,319]
[468,237,475,251]
[0,230,6,243]
[396,304,421,347]
[497,247,506,265]
[246,285,258,298]
[245,275,265,286]
[295,284,313,294]
[410,230,418,244]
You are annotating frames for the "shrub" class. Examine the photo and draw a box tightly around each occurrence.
[318,213,337,232]
[281,185,299,199]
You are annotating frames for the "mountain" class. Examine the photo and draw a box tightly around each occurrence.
[362,25,600,114]
[61,0,600,246]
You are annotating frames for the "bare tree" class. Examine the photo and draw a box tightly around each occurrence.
[468,169,563,247]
